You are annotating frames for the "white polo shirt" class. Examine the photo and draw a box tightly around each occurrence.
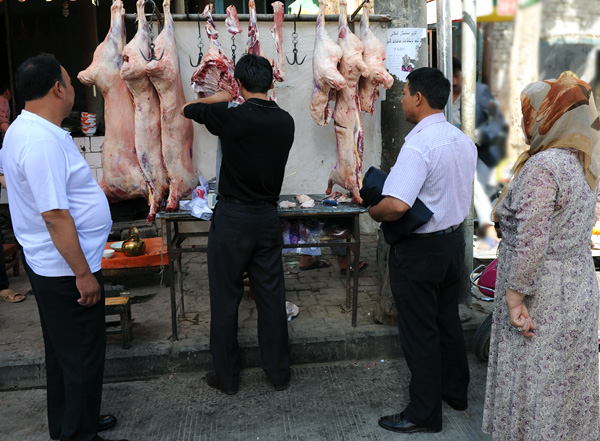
[382,113,477,233]
[0,110,112,277]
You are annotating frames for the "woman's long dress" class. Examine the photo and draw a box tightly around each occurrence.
[482,148,599,440]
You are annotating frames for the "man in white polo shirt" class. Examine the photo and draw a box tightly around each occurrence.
[369,67,477,434]
[0,56,126,441]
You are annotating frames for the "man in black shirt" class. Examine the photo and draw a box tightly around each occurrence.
[182,54,295,394]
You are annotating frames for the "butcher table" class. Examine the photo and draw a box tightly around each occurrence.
[156,195,368,340]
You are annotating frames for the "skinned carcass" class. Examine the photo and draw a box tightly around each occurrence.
[146,0,196,212]
[78,0,148,202]
[358,6,394,114]
[225,5,242,36]
[246,0,279,100]
[270,1,286,82]
[310,0,346,126]
[326,0,368,203]
[120,0,168,222]
[190,4,240,101]
[246,0,262,56]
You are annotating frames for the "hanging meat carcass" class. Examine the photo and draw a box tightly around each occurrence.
[246,0,280,100]
[226,4,242,36]
[120,0,168,223]
[146,0,196,212]
[190,4,240,101]
[246,0,262,56]
[326,0,368,203]
[358,6,394,114]
[225,5,243,66]
[310,0,346,126]
[270,1,286,82]
[78,0,148,202]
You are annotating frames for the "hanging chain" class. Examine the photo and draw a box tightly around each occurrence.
[231,36,237,65]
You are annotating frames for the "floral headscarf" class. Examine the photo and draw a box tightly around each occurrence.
[493,72,600,219]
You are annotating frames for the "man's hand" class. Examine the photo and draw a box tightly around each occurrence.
[42,209,100,307]
[76,272,101,307]
[181,90,235,116]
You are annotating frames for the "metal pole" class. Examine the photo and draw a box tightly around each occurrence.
[460,0,477,307]
[436,0,453,120]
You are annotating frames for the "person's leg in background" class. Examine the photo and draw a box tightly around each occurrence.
[473,169,499,250]
[0,226,24,303]
[331,243,368,275]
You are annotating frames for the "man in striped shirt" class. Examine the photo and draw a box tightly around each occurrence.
[369,67,477,434]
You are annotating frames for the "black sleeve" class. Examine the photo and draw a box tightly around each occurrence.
[183,102,230,137]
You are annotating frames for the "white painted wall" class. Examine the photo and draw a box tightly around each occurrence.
[173,18,387,195]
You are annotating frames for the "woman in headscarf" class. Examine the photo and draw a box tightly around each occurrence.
[482,72,600,440]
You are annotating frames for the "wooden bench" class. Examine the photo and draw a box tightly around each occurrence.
[3,243,19,276]
[105,296,133,349]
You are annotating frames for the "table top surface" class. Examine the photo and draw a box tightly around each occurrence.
[156,194,367,221]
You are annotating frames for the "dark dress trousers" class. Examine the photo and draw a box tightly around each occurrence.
[24,257,106,441]
[388,226,470,429]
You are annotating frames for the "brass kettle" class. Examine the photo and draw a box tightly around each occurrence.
[122,227,146,257]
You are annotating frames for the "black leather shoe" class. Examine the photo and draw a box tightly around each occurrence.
[378,413,441,434]
[443,396,468,411]
[98,414,117,432]
[205,371,239,395]
[273,381,288,391]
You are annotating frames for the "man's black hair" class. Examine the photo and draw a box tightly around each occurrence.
[234,54,273,94]
[406,67,450,110]
[452,57,461,74]
[0,82,9,95]
[16,56,64,102]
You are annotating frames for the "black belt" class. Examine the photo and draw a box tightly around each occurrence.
[413,225,460,238]
[218,196,272,206]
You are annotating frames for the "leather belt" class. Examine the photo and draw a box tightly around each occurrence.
[413,225,460,238]
[218,196,272,206]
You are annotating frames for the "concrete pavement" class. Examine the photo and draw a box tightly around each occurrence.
[0,355,492,441]
[0,232,497,440]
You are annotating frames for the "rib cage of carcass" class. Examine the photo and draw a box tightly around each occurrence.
[190,4,241,102]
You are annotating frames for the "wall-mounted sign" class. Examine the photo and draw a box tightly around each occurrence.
[385,28,427,82]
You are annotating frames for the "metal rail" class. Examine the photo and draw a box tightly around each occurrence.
[125,13,392,23]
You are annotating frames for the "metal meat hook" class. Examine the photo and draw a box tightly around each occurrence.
[286,6,306,66]
[189,11,204,67]
[350,0,368,21]
[140,0,165,62]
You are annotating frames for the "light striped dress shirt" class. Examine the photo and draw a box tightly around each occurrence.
[382,113,477,234]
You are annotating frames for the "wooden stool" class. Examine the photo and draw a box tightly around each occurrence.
[3,243,19,276]
[105,296,133,349]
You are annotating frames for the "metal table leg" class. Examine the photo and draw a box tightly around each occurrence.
[166,220,178,340]
[352,214,360,327]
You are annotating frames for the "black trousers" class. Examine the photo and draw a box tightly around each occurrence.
[24,258,106,441]
[389,226,470,429]
[207,201,290,390]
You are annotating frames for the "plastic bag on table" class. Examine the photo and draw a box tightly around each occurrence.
[281,219,324,255]
[179,176,213,221]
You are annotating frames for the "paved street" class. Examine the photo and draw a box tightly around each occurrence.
[0,355,492,441]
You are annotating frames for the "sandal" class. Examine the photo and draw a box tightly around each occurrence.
[0,289,25,303]
[339,262,368,275]
[299,259,331,271]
